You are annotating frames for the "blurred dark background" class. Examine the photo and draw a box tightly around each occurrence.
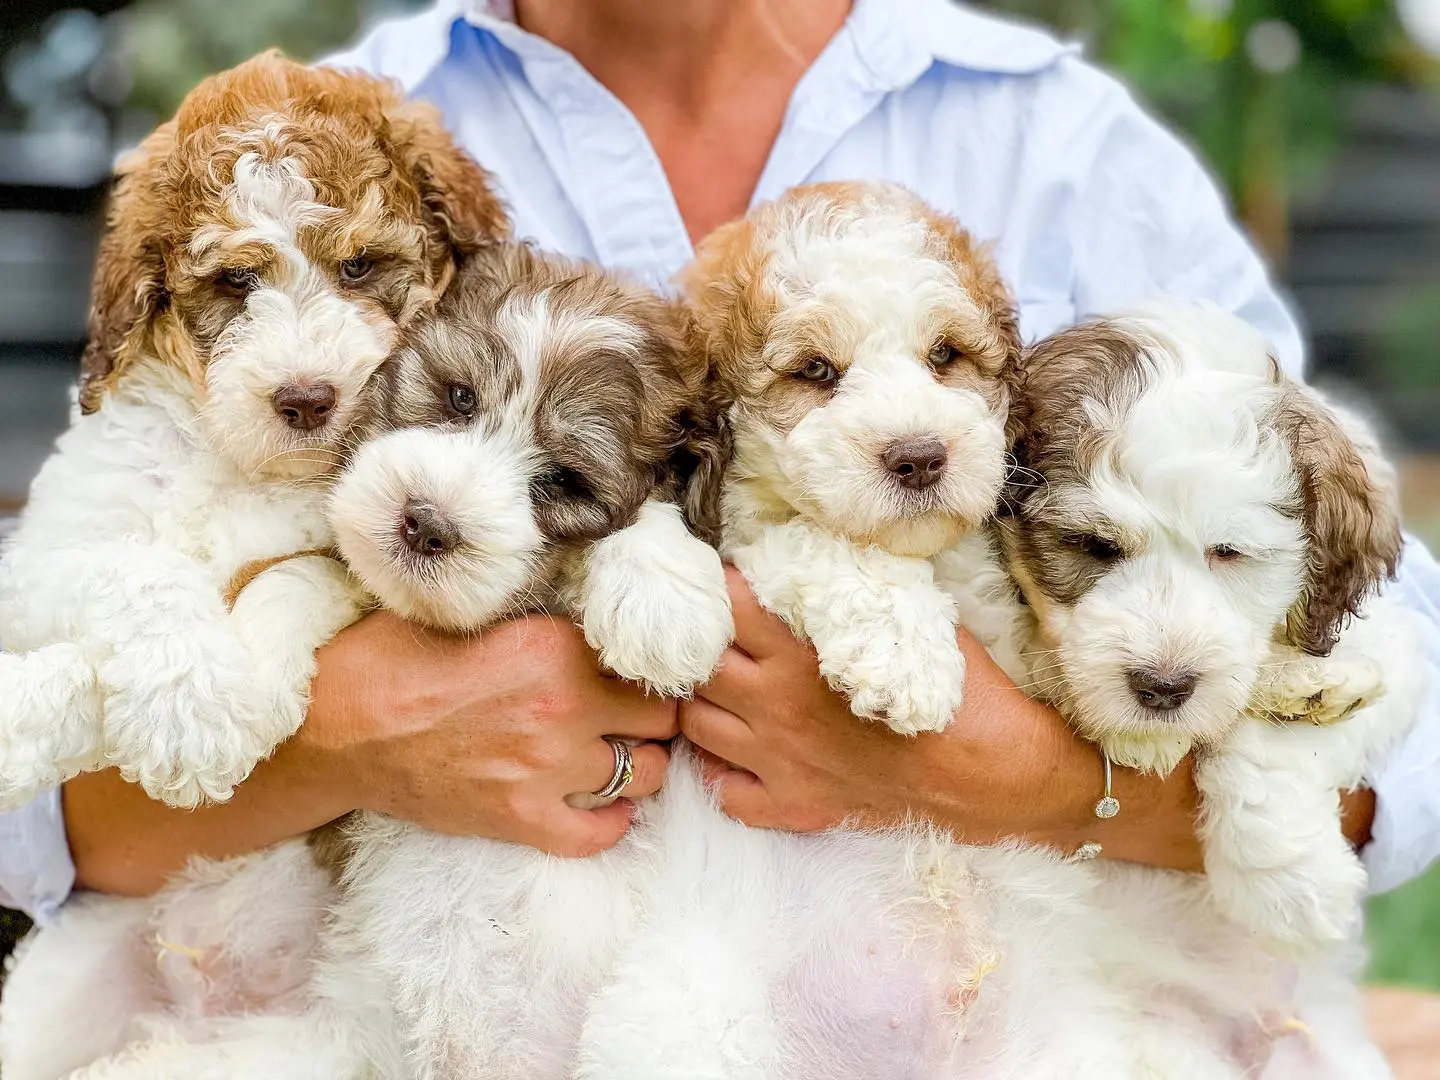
[0,0,1436,996]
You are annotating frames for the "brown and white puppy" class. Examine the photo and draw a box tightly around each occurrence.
[294,244,733,1080]
[998,299,1422,963]
[0,50,506,812]
[0,244,734,1080]
[687,180,1021,735]
[571,184,1060,1080]
[330,240,732,689]
[80,49,505,471]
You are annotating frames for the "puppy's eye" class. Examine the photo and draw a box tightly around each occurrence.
[1064,533,1124,562]
[928,341,962,367]
[532,466,592,501]
[796,356,838,384]
[340,256,375,283]
[216,268,259,295]
[1208,544,1245,564]
[447,384,476,416]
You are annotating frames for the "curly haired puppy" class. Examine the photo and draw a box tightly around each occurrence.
[573,183,1142,1080]
[0,243,733,1080]
[696,179,1019,736]
[987,300,1425,1076]
[0,52,504,809]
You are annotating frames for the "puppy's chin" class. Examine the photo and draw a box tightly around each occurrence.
[854,511,976,560]
[328,426,547,634]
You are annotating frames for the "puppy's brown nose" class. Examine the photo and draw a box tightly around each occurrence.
[401,501,460,557]
[1127,669,1199,712]
[273,384,337,431]
[883,437,948,490]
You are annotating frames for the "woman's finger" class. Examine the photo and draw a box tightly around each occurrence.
[693,646,767,715]
[678,696,756,768]
[707,765,779,828]
[723,566,797,660]
[572,738,671,803]
[592,684,680,741]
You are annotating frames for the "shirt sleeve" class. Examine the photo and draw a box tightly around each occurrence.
[1364,540,1440,894]
[1044,58,1440,892]
[0,788,75,924]
[1031,56,1306,375]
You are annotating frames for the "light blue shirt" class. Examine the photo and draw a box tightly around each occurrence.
[4,0,1437,920]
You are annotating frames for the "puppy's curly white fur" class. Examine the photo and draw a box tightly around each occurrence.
[0,52,503,811]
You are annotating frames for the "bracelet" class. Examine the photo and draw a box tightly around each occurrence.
[1071,749,1120,862]
[1094,749,1120,820]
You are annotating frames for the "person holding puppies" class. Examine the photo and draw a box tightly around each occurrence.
[5,0,1437,965]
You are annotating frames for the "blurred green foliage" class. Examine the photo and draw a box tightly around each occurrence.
[118,0,389,119]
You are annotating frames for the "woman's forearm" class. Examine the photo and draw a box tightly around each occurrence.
[64,736,350,897]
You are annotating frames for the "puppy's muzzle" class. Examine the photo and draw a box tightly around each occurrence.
[400,501,460,557]
[273,383,338,432]
[1127,668,1199,713]
[882,436,948,491]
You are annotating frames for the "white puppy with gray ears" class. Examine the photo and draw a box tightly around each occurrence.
[0,53,504,809]
[1000,300,1422,957]
[987,299,1424,1076]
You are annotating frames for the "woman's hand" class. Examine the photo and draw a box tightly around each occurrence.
[69,610,673,896]
[679,569,1207,870]
[297,610,677,856]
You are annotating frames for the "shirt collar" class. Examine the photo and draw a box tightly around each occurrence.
[444,0,1076,89]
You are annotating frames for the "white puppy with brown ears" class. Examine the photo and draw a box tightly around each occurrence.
[991,300,1423,1076]
[1001,301,1420,955]
[0,53,504,809]
[704,180,1019,736]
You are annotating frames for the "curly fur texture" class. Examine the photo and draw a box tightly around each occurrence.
[0,244,733,1080]
[0,51,504,813]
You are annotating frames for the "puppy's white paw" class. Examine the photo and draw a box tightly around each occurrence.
[100,638,267,809]
[1205,846,1365,958]
[578,501,733,696]
[814,610,966,736]
[1252,655,1383,727]
[0,643,100,807]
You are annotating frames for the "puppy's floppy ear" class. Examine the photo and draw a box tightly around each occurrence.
[385,97,510,267]
[671,383,734,548]
[638,300,734,546]
[680,214,769,381]
[1273,384,1403,656]
[78,122,175,414]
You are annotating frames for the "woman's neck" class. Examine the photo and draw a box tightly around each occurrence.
[515,0,850,117]
[515,0,853,243]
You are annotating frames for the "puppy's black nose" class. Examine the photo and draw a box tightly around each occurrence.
[401,501,460,557]
[273,383,337,431]
[1127,669,1199,712]
[883,437,948,490]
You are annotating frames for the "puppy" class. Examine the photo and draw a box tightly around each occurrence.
[10,243,733,1080]
[1002,301,1418,951]
[0,51,504,809]
[703,180,1018,735]
[990,301,1423,1075]
[576,195,1418,1080]
[574,183,1143,1080]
